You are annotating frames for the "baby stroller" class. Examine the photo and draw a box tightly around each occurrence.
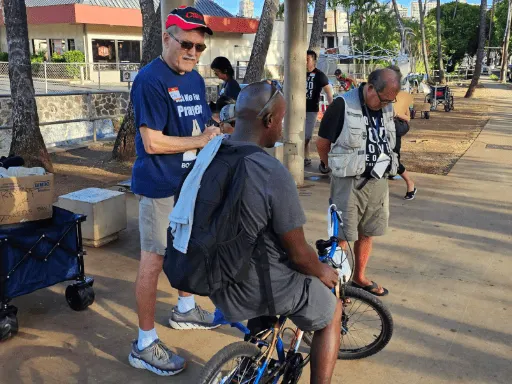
[425,85,454,112]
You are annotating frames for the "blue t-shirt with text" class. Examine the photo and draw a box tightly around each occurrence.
[131,58,211,198]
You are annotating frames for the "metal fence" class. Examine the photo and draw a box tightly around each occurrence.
[0,62,141,95]
[0,62,286,95]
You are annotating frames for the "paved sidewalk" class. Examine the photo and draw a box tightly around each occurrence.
[0,84,510,383]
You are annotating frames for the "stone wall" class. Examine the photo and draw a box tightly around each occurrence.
[0,87,218,156]
[0,92,129,156]
[0,92,129,127]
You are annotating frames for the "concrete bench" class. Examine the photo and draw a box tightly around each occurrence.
[55,187,127,247]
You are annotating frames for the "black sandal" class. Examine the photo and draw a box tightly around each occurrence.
[351,281,389,297]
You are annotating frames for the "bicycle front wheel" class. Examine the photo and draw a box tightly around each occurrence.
[303,285,393,360]
[198,341,263,384]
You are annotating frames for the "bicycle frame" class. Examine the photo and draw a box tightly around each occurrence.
[211,205,342,383]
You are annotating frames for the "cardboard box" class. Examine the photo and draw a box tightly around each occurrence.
[0,174,55,225]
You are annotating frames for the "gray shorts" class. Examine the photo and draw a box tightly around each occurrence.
[287,276,337,332]
[305,112,318,141]
[137,195,173,255]
[330,177,389,241]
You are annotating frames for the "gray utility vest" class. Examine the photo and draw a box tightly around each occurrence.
[328,87,398,178]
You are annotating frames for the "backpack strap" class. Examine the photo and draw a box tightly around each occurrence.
[256,230,276,316]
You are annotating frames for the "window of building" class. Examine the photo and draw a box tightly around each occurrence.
[32,39,48,56]
[68,39,76,51]
[326,36,335,48]
[342,36,350,46]
[117,40,141,63]
[92,39,116,63]
[50,39,66,56]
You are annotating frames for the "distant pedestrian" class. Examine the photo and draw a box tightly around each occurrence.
[305,50,333,167]
[211,56,241,100]
[392,90,417,200]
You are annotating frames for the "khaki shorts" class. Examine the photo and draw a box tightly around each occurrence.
[330,177,389,241]
[137,195,174,256]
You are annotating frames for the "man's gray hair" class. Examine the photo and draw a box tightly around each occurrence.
[368,68,402,93]
[166,25,180,36]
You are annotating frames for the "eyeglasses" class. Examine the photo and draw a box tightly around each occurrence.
[375,89,397,105]
[168,31,207,52]
[257,86,283,119]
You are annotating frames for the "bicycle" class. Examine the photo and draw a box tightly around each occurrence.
[198,205,393,383]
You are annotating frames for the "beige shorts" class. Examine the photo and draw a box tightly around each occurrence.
[330,177,389,241]
[137,195,173,256]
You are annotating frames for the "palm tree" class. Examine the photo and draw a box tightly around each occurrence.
[112,0,162,160]
[4,0,53,171]
[309,0,328,55]
[436,0,445,84]
[243,0,280,83]
[418,0,432,82]
[499,0,512,83]
[465,0,487,98]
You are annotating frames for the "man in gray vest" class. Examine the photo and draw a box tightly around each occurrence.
[316,68,401,296]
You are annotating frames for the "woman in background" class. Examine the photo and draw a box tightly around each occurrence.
[211,56,241,100]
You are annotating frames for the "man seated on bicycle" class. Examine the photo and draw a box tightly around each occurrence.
[210,81,343,383]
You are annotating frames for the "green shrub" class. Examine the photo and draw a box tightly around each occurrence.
[489,74,499,81]
[51,52,65,62]
[0,52,8,61]
[63,50,85,63]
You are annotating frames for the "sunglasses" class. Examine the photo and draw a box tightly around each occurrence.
[257,86,283,119]
[168,31,207,53]
[375,88,397,105]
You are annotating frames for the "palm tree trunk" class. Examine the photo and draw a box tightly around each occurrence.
[346,8,354,72]
[499,0,512,83]
[4,0,53,171]
[309,0,328,56]
[243,0,280,83]
[436,0,445,84]
[453,0,459,19]
[391,0,405,53]
[418,0,431,82]
[112,0,162,160]
[465,0,488,98]
[487,0,496,66]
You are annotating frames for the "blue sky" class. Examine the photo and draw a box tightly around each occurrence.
[216,0,482,17]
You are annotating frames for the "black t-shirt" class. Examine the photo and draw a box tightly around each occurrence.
[318,84,391,177]
[306,68,329,112]
[220,78,241,100]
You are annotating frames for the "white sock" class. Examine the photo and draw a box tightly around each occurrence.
[177,295,195,313]
[137,328,158,350]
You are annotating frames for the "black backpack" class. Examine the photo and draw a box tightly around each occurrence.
[163,142,270,298]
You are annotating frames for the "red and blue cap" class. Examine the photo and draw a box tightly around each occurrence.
[166,6,213,35]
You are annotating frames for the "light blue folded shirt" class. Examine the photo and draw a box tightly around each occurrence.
[169,135,224,253]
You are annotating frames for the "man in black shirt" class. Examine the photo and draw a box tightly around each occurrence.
[316,68,401,297]
[305,50,333,166]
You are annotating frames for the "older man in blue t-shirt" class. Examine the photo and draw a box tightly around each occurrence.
[128,6,220,376]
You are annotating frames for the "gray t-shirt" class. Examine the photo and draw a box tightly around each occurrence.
[210,143,308,322]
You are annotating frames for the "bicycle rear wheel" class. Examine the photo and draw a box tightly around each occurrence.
[198,341,263,384]
[303,285,393,360]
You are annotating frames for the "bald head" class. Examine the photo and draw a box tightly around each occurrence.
[232,81,286,148]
